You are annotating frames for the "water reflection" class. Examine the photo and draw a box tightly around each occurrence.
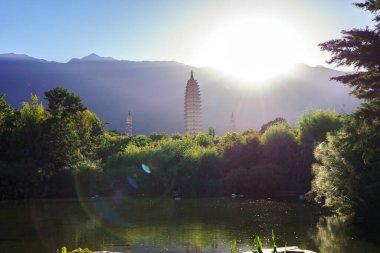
[0,198,378,253]
[312,215,379,253]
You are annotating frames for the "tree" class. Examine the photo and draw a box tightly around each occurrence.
[313,111,380,216]
[0,94,15,137]
[319,1,380,102]
[261,123,304,191]
[313,0,380,218]
[296,109,342,146]
[45,87,86,117]
[16,95,49,160]
[194,132,213,147]
[148,132,169,141]
[0,94,13,125]
[260,117,287,134]
[0,88,106,199]
[208,127,215,138]
[132,135,151,147]
[294,109,343,191]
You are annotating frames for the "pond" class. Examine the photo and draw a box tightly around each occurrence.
[0,198,378,253]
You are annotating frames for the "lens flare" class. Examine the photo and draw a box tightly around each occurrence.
[127,176,138,189]
[73,172,159,242]
[141,164,151,174]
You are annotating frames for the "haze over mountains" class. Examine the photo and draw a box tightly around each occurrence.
[0,53,360,134]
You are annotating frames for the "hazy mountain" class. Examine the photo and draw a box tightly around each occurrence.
[69,53,117,62]
[0,53,46,62]
[0,53,360,134]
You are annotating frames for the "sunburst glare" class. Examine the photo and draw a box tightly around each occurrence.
[194,15,307,83]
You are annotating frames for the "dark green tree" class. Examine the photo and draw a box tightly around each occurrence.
[319,2,380,101]
[132,135,151,147]
[45,87,86,117]
[0,94,17,135]
[0,94,13,126]
[148,132,169,141]
[296,109,342,146]
[260,117,287,134]
[295,109,343,191]
[313,0,380,218]
[261,123,305,192]
[208,127,216,138]
[194,132,213,147]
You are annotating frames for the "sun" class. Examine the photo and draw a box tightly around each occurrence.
[194,15,306,83]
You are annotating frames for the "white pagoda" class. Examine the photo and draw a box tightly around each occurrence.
[229,112,236,132]
[184,71,202,135]
[125,111,133,136]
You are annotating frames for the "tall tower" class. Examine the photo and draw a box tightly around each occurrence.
[184,71,202,135]
[229,112,236,132]
[125,111,133,136]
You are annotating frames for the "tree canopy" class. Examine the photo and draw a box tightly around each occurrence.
[45,87,86,117]
[319,0,380,101]
[313,0,380,219]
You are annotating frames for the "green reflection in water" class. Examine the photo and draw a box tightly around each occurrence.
[0,198,378,253]
[313,215,379,253]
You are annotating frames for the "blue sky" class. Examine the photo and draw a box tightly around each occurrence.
[0,0,375,69]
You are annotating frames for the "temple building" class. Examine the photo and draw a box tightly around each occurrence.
[184,71,202,135]
[125,111,133,136]
[229,112,236,132]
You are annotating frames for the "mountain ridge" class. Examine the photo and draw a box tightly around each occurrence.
[0,53,47,62]
[0,53,360,134]
[69,53,118,63]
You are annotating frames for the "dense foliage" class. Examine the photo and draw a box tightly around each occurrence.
[0,87,341,200]
[0,88,105,198]
[313,0,380,219]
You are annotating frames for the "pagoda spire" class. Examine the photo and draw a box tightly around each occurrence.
[184,70,202,135]
[125,111,133,136]
[229,112,236,132]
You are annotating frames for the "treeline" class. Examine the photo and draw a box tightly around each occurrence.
[0,87,342,199]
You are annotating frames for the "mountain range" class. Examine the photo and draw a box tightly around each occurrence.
[0,53,360,134]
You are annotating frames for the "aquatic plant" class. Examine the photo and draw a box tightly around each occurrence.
[271,229,277,253]
[58,246,92,253]
[252,235,263,253]
[238,230,285,253]
[230,239,238,253]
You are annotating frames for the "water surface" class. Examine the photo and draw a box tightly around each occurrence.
[0,198,378,253]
